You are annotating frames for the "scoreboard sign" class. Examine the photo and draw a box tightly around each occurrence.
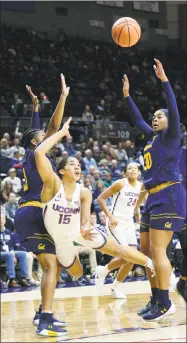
[133,1,159,13]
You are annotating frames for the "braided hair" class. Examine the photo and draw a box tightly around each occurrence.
[21,129,41,149]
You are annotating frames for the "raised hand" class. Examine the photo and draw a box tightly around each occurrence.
[153,59,168,82]
[61,73,70,97]
[61,117,72,136]
[26,85,39,111]
[122,74,130,97]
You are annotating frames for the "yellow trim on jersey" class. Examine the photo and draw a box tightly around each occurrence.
[27,235,55,245]
[140,221,149,227]
[150,212,183,217]
[151,216,184,220]
[148,182,181,195]
[19,201,43,209]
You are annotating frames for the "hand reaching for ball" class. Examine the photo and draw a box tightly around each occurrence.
[153,59,168,82]
[122,74,130,97]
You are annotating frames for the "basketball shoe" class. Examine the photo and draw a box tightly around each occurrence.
[33,305,67,327]
[36,313,67,337]
[143,301,176,321]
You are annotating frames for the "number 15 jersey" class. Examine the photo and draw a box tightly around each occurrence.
[111,179,141,222]
[43,183,81,241]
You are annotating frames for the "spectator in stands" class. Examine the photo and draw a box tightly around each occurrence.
[2,168,22,194]
[0,213,30,287]
[82,105,94,121]
[4,192,19,225]
[1,138,11,158]
[93,180,105,200]
[103,171,112,188]
[3,133,11,143]
[92,146,101,163]
[1,181,14,204]
[109,159,121,180]
[83,149,97,172]
[9,138,25,158]
[99,159,110,175]
[75,151,85,171]
[12,231,40,286]
[115,142,128,162]
[63,136,77,155]
[125,140,136,158]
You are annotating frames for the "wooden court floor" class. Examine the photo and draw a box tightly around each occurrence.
[1,281,186,342]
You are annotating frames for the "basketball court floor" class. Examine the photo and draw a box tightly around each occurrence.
[1,280,186,342]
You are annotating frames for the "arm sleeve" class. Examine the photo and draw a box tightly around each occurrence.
[30,111,40,129]
[162,81,181,139]
[125,96,154,139]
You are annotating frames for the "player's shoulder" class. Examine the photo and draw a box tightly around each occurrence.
[80,185,92,199]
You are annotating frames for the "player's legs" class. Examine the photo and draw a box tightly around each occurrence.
[15,207,67,336]
[37,253,58,312]
[65,256,83,278]
[99,223,137,289]
[97,237,154,272]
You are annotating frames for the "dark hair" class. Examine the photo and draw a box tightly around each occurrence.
[21,129,40,149]
[124,162,139,172]
[57,157,70,174]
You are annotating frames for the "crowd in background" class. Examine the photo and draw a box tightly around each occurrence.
[1,25,187,124]
[0,126,185,289]
[1,24,186,290]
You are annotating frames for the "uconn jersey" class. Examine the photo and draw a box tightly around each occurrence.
[43,183,106,268]
[43,184,81,240]
[111,179,142,222]
[107,179,142,246]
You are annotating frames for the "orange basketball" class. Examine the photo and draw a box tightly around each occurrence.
[112,17,141,47]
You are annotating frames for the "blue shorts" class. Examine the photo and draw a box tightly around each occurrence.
[140,183,186,233]
[14,206,56,255]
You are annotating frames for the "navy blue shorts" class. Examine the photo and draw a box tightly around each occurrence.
[140,183,186,233]
[14,206,56,255]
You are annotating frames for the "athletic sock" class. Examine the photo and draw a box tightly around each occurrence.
[159,290,171,308]
[111,279,121,290]
[103,264,110,276]
[151,288,160,301]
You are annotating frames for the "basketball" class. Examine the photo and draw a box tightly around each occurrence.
[112,17,141,47]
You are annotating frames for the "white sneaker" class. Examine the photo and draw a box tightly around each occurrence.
[29,278,40,286]
[109,288,127,299]
[95,265,108,286]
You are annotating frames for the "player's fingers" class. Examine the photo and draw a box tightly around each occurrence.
[66,117,72,125]
[61,73,66,88]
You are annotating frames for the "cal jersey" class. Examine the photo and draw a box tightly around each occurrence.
[143,133,183,190]
[111,179,142,222]
[43,183,81,240]
[20,147,55,204]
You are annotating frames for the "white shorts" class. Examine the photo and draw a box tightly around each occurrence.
[54,229,107,268]
[107,218,137,246]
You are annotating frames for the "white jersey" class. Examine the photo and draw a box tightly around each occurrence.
[43,183,81,240]
[111,179,141,222]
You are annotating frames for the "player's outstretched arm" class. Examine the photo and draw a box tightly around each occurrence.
[35,117,71,185]
[26,85,40,129]
[44,74,70,141]
[97,180,122,229]
[80,187,92,240]
[123,75,153,139]
[153,59,180,139]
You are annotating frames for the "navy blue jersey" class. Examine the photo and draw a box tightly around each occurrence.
[126,81,182,190]
[20,147,55,204]
[143,133,183,190]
